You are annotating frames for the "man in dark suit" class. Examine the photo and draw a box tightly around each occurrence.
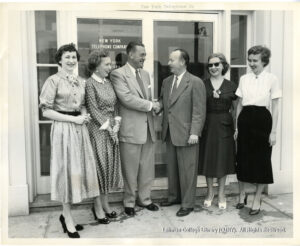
[110,41,160,216]
[157,49,206,217]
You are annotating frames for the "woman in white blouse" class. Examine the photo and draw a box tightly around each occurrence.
[234,45,282,215]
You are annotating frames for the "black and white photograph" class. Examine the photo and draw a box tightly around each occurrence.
[0,1,298,245]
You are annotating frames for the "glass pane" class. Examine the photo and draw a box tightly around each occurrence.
[77,18,142,79]
[230,67,247,85]
[39,124,52,176]
[35,11,57,64]
[37,66,58,120]
[154,21,213,98]
[154,21,213,177]
[231,15,247,65]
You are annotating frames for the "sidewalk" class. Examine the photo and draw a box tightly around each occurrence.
[8,193,292,238]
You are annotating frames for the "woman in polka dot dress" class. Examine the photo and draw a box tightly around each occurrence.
[85,50,123,223]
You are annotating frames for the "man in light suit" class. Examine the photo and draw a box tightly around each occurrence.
[157,49,206,217]
[110,41,160,216]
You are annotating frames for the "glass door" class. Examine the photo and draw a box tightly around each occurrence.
[150,12,218,187]
[153,19,215,181]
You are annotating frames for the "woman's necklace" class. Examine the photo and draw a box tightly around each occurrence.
[211,78,223,98]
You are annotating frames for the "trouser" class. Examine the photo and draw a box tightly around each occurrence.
[119,129,155,207]
[166,131,199,208]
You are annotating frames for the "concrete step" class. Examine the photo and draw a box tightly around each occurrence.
[30,182,257,212]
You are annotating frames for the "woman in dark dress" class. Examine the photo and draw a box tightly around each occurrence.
[199,53,237,210]
[235,46,282,215]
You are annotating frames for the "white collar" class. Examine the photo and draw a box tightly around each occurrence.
[92,73,106,84]
[252,70,266,79]
[174,70,186,80]
[127,62,140,75]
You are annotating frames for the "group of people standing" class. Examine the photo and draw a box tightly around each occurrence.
[39,41,281,238]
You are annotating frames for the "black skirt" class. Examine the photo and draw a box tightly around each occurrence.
[236,106,273,184]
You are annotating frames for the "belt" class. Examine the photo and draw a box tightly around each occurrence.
[57,111,81,116]
[243,106,266,109]
[207,110,230,114]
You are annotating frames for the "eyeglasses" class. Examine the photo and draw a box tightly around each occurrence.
[208,62,220,68]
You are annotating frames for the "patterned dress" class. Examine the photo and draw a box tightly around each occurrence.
[199,79,237,178]
[39,70,100,204]
[85,75,123,194]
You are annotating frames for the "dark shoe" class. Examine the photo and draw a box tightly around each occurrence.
[105,211,118,218]
[124,207,135,216]
[59,215,80,238]
[249,209,260,215]
[236,194,248,209]
[138,203,159,211]
[97,217,110,224]
[176,207,194,217]
[160,201,181,207]
[59,214,83,232]
[75,224,84,231]
[91,207,110,224]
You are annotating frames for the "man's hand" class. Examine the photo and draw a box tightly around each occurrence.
[152,102,161,114]
[187,134,199,145]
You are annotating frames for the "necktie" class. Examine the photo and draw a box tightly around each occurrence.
[170,76,178,98]
[135,69,147,99]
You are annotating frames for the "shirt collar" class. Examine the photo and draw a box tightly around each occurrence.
[92,73,106,84]
[127,62,140,75]
[175,70,186,81]
[58,69,79,85]
[252,70,266,79]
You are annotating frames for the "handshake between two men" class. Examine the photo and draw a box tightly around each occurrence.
[149,100,199,145]
[152,100,161,115]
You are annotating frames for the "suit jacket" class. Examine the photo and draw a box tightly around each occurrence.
[110,64,156,144]
[159,71,206,146]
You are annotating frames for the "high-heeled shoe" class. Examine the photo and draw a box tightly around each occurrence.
[218,199,227,210]
[105,211,118,219]
[236,193,248,209]
[59,215,83,231]
[203,193,214,208]
[249,199,262,215]
[59,214,80,238]
[91,207,110,224]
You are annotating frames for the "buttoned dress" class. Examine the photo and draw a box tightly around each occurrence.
[235,71,282,184]
[199,79,237,178]
[39,71,100,203]
[85,74,123,194]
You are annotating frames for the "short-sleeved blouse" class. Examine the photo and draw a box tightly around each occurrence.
[235,71,282,107]
[39,70,86,112]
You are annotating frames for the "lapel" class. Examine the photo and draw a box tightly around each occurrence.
[169,72,190,108]
[165,75,174,104]
[140,70,151,100]
[124,64,145,99]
